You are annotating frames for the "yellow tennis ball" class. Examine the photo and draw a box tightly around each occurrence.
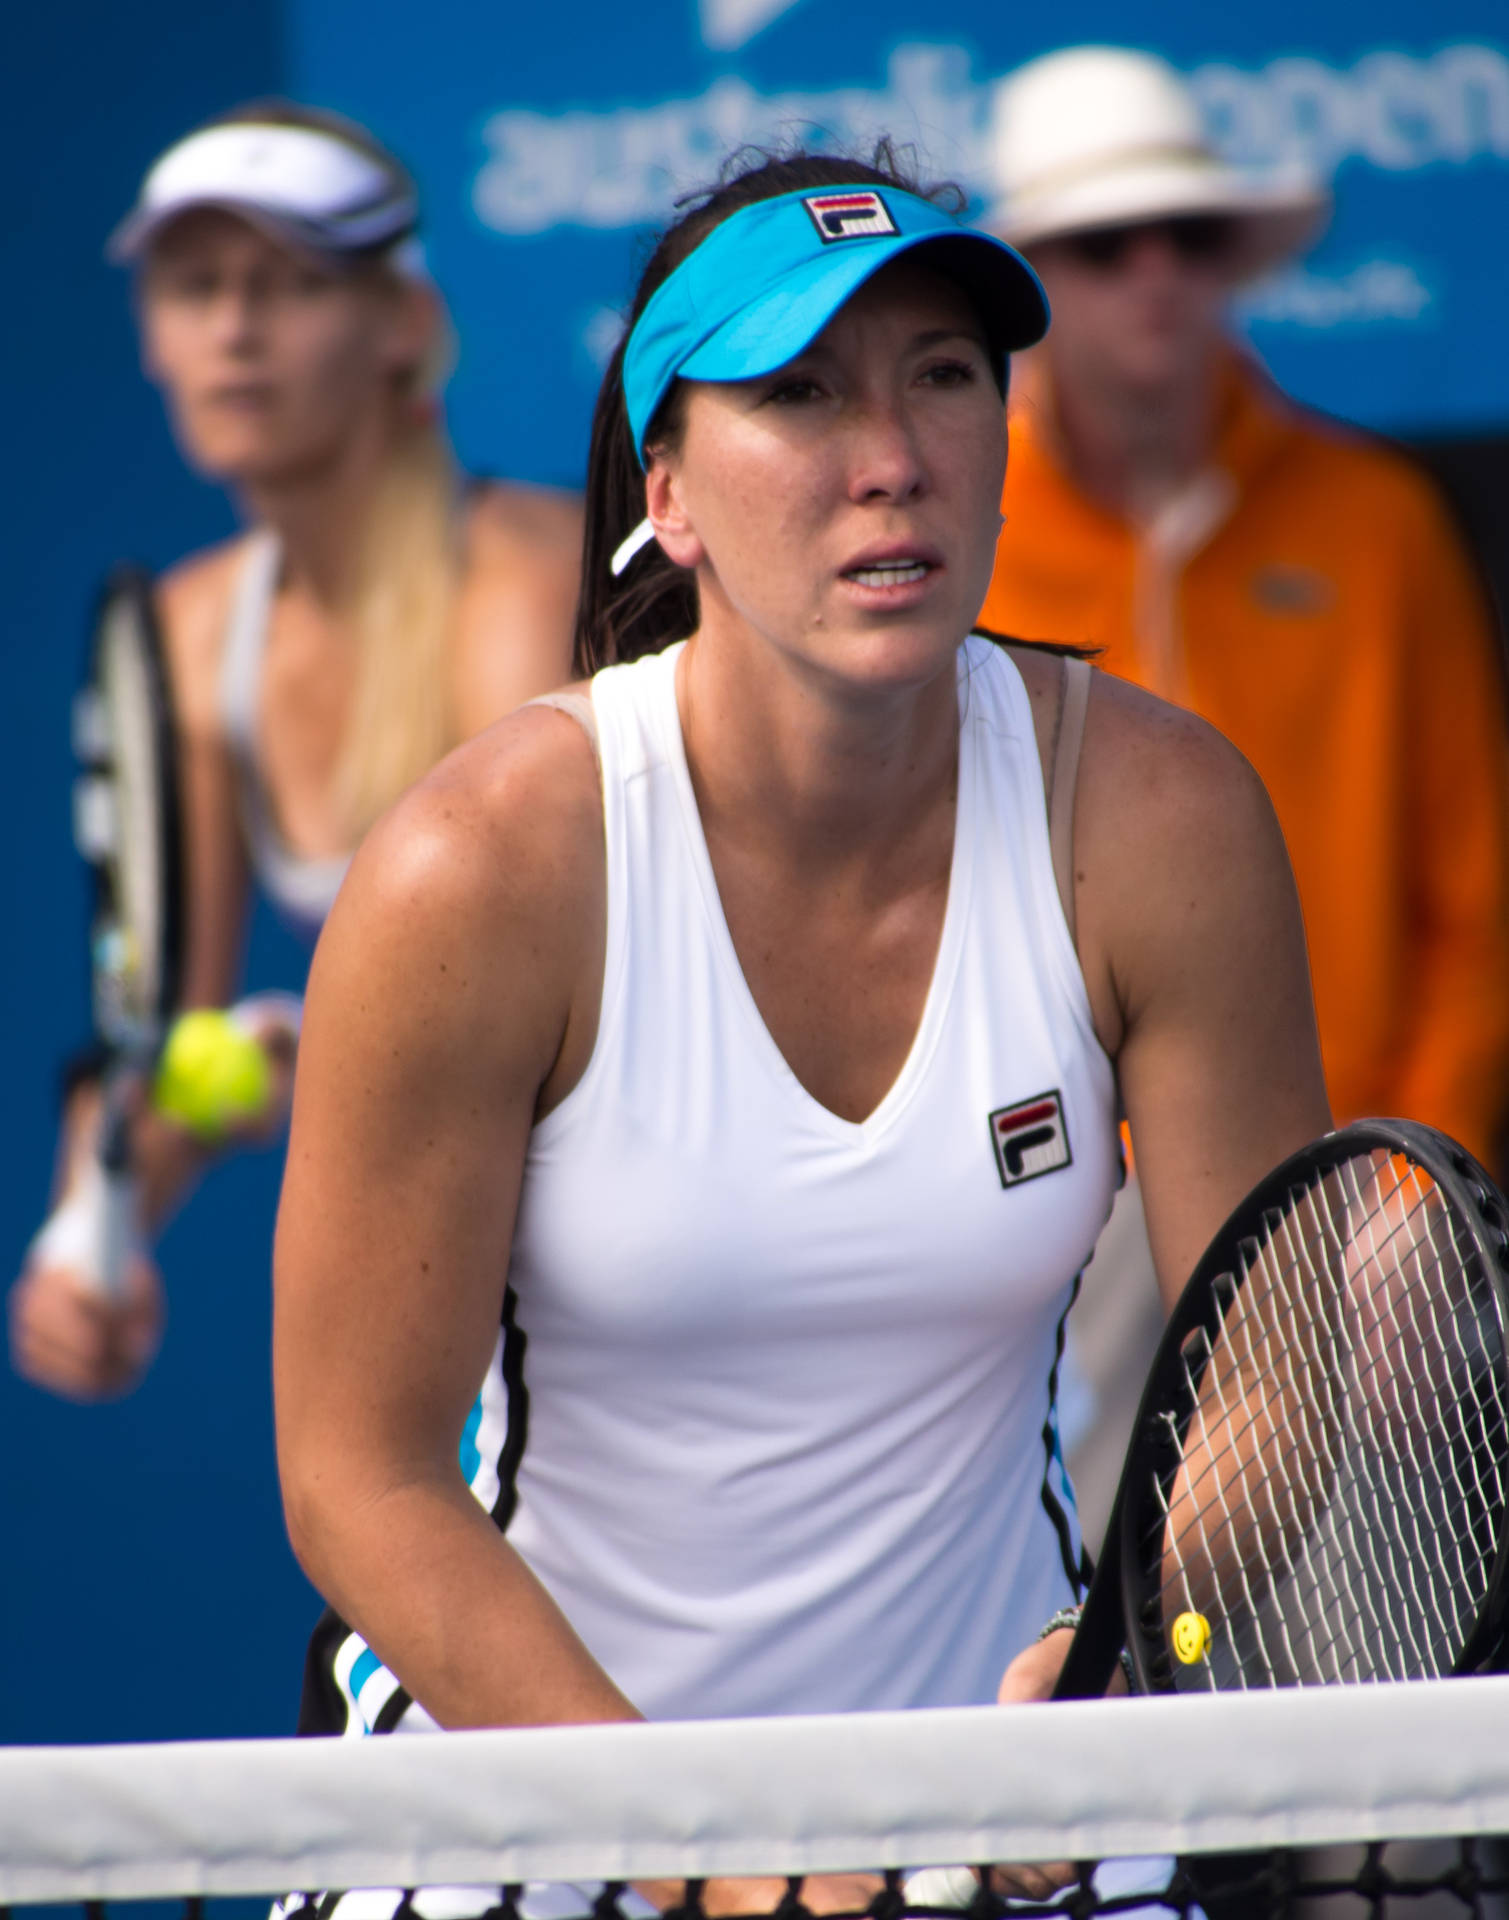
[154,1010,272,1142]
[1172,1610,1212,1665]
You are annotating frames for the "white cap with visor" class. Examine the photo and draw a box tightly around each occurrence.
[107,122,419,266]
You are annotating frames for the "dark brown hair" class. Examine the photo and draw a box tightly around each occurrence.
[573,143,1015,678]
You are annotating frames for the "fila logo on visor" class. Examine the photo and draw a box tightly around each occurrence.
[802,190,898,243]
[989,1090,1073,1189]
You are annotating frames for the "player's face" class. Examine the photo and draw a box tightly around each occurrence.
[1028,218,1235,396]
[138,210,431,487]
[646,262,1006,695]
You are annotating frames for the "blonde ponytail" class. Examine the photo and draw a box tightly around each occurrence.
[331,403,462,838]
[201,97,469,839]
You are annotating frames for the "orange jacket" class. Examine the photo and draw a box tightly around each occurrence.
[980,359,1509,1165]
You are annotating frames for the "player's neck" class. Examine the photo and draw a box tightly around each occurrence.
[237,405,399,608]
[1048,352,1221,528]
[675,616,960,880]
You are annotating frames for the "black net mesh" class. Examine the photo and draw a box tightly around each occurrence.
[9,1841,1509,1920]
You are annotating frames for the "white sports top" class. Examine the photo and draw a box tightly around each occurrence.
[301,634,1120,1739]
[218,531,350,944]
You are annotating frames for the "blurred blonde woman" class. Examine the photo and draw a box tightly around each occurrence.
[9,101,581,1400]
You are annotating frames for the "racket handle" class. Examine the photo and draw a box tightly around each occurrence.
[96,1161,140,1298]
[93,1078,139,1297]
[1051,1534,1128,1700]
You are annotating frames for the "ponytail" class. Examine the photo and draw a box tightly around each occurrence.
[203,98,464,837]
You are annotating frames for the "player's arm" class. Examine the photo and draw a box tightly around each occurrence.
[9,553,256,1400]
[274,711,635,1729]
[1075,677,1332,1308]
[1000,679,1331,1708]
[451,484,584,737]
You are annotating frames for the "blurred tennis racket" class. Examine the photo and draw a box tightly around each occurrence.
[1055,1120,1509,1696]
[67,567,184,1295]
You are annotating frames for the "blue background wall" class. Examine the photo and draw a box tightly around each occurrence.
[1,0,309,1744]
[5,0,1508,1746]
[292,0,1509,479]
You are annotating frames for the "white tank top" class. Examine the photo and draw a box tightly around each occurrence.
[218,531,350,945]
[303,635,1120,1738]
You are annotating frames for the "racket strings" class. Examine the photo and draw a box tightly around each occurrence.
[1345,1160,1508,1649]
[1152,1205,1352,1685]
[1326,1159,1477,1674]
[1265,1157,1486,1682]
[1142,1149,1508,1689]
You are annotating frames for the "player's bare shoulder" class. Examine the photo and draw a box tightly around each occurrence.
[465,480,583,578]
[451,484,585,724]
[328,692,604,1021]
[1074,670,1300,1052]
[1080,667,1281,865]
[154,535,259,739]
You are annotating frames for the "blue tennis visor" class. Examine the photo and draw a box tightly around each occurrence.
[621,184,1049,462]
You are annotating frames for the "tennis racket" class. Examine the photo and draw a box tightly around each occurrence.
[1054,1120,1509,1696]
[68,567,185,1294]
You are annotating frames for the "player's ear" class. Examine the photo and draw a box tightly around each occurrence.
[380,276,443,384]
[644,452,704,571]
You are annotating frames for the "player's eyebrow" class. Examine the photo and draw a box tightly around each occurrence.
[909,327,988,349]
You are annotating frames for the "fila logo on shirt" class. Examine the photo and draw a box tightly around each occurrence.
[802,190,898,243]
[989,1089,1073,1189]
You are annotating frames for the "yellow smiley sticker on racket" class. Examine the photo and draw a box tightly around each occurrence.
[1172,1611,1212,1664]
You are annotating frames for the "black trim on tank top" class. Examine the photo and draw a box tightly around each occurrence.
[491,1284,531,1530]
[371,1685,413,1732]
[1039,1268,1095,1595]
[296,1607,357,1736]
[295,1605,415,1736]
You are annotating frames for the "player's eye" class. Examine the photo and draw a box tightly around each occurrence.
[918,358,977,389]
[761,373,826,405]
[286,266,338,298]
[161,267,221,303]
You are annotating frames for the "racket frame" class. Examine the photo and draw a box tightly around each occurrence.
[78,565,184,1057]
[1056,1120,1509,1699]
[72,567,184,1295]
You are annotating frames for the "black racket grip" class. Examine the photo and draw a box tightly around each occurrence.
[1051,1529,1127,1700]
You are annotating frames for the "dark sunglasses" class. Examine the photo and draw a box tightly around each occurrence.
[1062,215,1237,269]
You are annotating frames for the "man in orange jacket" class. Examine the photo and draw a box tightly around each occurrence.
[982,46,1509,1541]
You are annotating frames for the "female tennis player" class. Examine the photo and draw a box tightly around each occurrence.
[9,102,580,1402]
[272,148,1330,1910]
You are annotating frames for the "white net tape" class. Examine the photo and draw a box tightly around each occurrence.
[6,1680,1509,1905]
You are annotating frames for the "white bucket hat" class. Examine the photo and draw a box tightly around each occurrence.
[985,46,1329,280]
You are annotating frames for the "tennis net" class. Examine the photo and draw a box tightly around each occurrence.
[5,1677,1509,1920]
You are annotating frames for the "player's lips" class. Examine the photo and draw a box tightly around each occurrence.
[839,543,944,592]
[204,383,279,410]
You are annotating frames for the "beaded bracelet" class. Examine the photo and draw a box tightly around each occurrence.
[1037,1600,1136,1690]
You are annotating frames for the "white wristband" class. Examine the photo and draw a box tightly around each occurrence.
[27,1156,143,1296]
